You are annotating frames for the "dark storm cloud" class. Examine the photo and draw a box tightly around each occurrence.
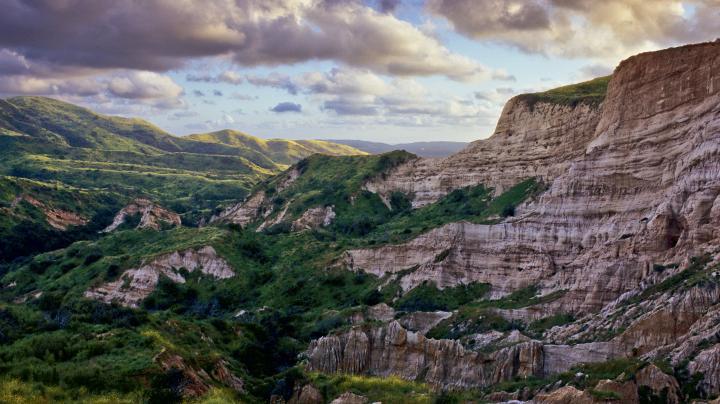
[270,102,303,113]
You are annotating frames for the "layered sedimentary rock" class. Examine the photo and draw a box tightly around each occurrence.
[11,195,88,230]
[102,198,181,232]
[212,168,300,227]
[344,41,720,315]
[291,205,336,231]
[85,246,233,307]
[307,42,720,397]
[306,321,544,389]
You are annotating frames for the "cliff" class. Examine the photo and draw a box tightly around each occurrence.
[307,41,720,398]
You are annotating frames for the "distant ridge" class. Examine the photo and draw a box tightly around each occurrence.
[325,139,468,158]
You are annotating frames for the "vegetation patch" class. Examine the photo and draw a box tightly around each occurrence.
[516,76,611,108]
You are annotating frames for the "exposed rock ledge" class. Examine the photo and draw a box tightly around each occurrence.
[102,198,181,232]
[11,195,88,230]
[85,246,233,307]
[306,321,542,390]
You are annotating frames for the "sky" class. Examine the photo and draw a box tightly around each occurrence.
[0,0,718,143]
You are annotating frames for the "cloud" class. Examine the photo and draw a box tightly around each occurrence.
[230,93,258,100]
[0,68,184,108]
[427,0,720,61]
[187,70,243,85]
[246,73,300,95]
[108,71,182,100]
[0,0,498,82]
[379,0,401,13]
[213,89,223,96]
[270,102,302,113]
[578,63,614,79]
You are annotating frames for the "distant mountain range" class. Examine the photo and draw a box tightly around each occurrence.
[325,139,468,157]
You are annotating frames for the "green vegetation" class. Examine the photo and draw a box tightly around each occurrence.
[517,75,612,108]
[0,96,363,227]
[394,281,490,312]
[628,255,713,305]
[527,313,575,338]
[426,285,567,340]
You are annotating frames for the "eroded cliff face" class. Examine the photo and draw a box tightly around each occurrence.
[102,198,181,232]
[364,99,602,208]
[85,246,234,307]
[305,42,720,399]
[345,42,720,314]
[306,321,544,390]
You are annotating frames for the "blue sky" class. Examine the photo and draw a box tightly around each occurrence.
[0,0,716,143]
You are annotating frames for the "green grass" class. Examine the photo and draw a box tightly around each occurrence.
[394,281,490,312]
[517,76,611,108]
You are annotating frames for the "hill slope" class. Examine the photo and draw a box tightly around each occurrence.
[326,139,468,157]
[187,130,365,165]
[2,42,720,403]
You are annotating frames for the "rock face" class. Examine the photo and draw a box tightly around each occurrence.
[11,195,88,230]
[291,205,336,231]
[306,321,544,389]
[308,41,720,397]
[85,246,234,307]
[343,41,720,316]
[212,168,300,227]
[102,198,180,232]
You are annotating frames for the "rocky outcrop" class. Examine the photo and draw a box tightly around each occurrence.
[287,384,323,404]
[212,168,300,227]
[306,321,544,389]
[291,205,336,231]
[102,198,180,232]
[85,246,233,307]
[11,195,88,230]
[341,41,720,317]
[532,386,594,404]
[154,350,244,397]
[689,345,720,397]
[364,98,603,208]
[330,392,368,404]
[304,44,720,396]
[398,310,452,335]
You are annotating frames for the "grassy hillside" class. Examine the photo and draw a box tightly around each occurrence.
[0,96,364,222]
[517,75,611,108]
[188,130,366,165]
[325,139,468,158]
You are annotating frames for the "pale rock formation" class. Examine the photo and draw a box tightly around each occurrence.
[689,345,720,397]
[306,321,544,389]
[342,41,720,316]
[288,384,323,404]
[102,198,180,232]
[636,364,682,404]
[330,392,368,404]
[212,167,300,227]
[398,310,452,334]
[305,40,720,402]
[531,386,594,404]
[291,205,336,231]
[11,195,88,230]
[85,246,233,307]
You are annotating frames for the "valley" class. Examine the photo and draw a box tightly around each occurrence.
[1,41,720,404]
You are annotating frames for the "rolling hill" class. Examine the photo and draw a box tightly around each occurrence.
[326,139,468,157]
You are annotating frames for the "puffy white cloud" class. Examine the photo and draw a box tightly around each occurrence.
[0,0,499,82]
[108,71,183,100]
[428,0,720,61]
